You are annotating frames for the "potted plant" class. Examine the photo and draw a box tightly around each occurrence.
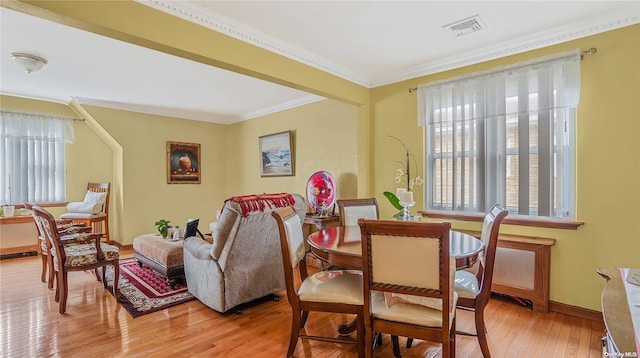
[155,219,171,239]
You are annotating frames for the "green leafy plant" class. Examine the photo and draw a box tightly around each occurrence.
[155,219,171,238]
[384,136,424,219]
[389,136,423,191]
[383,191,403,210]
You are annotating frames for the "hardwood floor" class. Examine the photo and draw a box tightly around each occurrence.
[0,250,605,357]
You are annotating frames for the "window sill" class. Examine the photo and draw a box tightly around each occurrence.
[418,210,584,230]
[12,202,67,209]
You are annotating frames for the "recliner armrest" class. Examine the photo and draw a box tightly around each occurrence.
[183,236,214,260]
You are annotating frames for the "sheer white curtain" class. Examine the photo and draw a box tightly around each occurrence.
[0,111,75,204]
[417,49,580,219]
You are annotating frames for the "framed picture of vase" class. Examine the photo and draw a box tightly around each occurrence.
[167,141,201,184]
[259,130,294,177]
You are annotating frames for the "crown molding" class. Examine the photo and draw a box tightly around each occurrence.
[140,0,369,87]
[74,95,324,125]
[371,6,640,87]
[75,97,227,123]
[140,1,639,89]
[236,95,325,122]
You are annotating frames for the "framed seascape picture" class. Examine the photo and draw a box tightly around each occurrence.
[259,130,294,177]
[167,141,201,184]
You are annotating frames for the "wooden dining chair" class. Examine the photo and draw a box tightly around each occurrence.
[25,202,91,290]
[32,206,120,314]
[272,206,365,358]
[450,204,508,358]
[337,198,379,226]
[358,219,456,358]
[60,182,111,243]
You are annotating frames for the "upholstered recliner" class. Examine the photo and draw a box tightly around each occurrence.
[183,193,306,313]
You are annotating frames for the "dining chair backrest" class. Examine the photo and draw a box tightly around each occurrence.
[476,204,509,296]
[33,206,67,264]
[358,219,456,357]
[337,198,379,226]
[25,202,46,241]
[272,206,307,301]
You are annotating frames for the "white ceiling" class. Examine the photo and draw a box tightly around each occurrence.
[1,1,639,124]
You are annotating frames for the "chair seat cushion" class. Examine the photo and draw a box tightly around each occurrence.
[60,212,106,220]
[372,291,457,328]
[454,270,480,299]
[52,243,119,268]
[299,270,363,305]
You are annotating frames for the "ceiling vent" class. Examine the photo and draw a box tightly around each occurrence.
[443,14,486,37]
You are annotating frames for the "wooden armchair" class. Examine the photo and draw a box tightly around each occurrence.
[272,206,365,358]
[25,202,90,290]
[358,219,456,358]
[60,182,111,243]
[32,206,120,314]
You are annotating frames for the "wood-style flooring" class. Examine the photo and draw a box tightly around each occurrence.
[0,250,605,357]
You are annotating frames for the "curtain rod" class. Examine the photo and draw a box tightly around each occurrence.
[0,110,84,121]
[407,47,597,94]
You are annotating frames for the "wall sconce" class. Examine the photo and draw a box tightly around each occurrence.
[11,53,48,74]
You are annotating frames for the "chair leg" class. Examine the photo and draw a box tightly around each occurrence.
[391,335,401,357]
[365,329,374,357]
[112,260,119,298]
[57,270,68,314]
[40,253,47,282]
[287,312,301,358]
[54,269,60,302]
[101,267,108,288]
[450,316,456,358]
[406,337,413,348]
[475,308,491,358]
[356,313,364,358]
[300,310,309,327]
[46,254,55,290]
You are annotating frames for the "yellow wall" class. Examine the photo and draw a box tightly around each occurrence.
[371,24,640,311]
[77,105,228,244]
[227,99,358,198]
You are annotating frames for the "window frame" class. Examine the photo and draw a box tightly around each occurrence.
[418,50,580,222]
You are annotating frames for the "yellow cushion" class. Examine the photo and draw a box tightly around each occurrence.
[454,270,480,299]
[372,291,457,328]
[299,270,363,305]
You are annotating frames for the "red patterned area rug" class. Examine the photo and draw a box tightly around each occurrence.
[105,257,195,318]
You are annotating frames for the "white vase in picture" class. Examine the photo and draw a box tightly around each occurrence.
[3,205,15,217]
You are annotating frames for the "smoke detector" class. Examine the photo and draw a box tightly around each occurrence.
[443,14,487,37]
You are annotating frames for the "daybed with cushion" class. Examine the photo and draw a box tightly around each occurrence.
[183,192,306,313]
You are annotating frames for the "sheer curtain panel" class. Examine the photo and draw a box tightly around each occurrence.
[0,111,75,205]
[417,49,580,219]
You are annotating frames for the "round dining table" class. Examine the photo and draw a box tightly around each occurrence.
[307,225,484,270]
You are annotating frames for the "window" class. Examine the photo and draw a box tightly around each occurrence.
[417,50,580,219]
[0,111,75,204]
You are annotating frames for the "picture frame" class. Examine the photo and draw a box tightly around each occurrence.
[259,130,294,177]
[167,141,201,184]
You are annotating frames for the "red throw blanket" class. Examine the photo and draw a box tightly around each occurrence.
[224,193,295,217]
